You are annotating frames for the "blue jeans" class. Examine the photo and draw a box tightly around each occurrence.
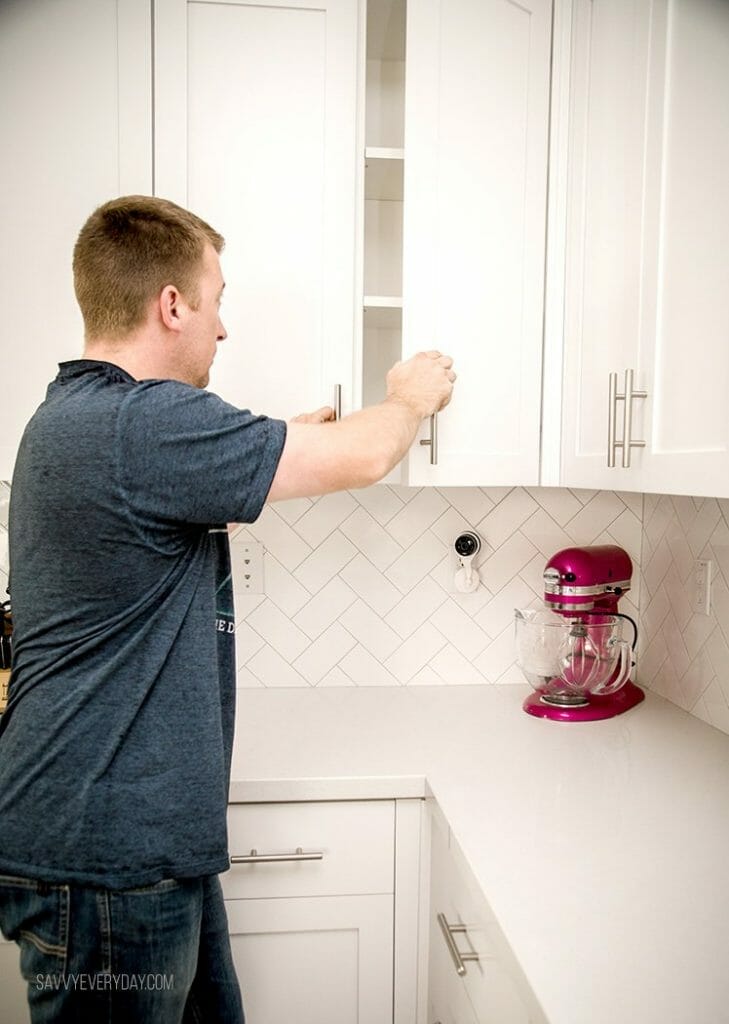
[0,873,244,1023]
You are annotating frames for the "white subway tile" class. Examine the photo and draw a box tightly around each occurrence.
[564,491,628,546]
[386,489,449,548]
[474,577,536,639]
[687,499,721,557]
[385,623,447,683]
[263,555,311,617]
[642,586,671,643]
[234,620,266,666]
[524,487,580,526]
[246,600,310,662]
[273,497,313,526]
[479,488,539,548]
[519,508,572,559]
[294,491,359,547]
[339,600,401,660]
[474,626,518,683]
[605,508,642,562]
[435,487,494,525]
[293,623,357,684]
[430,644,489,685]
[233,593,266,620]
[318,665,356,687]
[386,576,448,639]
[480,532,538,594]
[408,665,446,686]
[680,647,714,709]
[349,485,405,525]
[341,553,402,614]
[339,506,403,570]
[294,532,358,594]
[247,506,312,571]
[430,600,490,661]
[293,576,357,640]
[386,531,448,594]
[236,667,265,689]
[247,645,310,687]
[339,645,400,686]
[700,678,729,732]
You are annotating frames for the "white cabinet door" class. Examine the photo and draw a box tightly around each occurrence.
[0,0,152,481]
[153,0,358,422]
[226,893,393,1024]
[0,938,27,1024]
[559,0,729,497]
[426,804,543,1024]
[401,0,552,486]
[638,0,729,496]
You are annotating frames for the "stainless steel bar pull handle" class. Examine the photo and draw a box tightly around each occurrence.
[437,913,479,977]
[621,368,647,468]
[607,369,647,468]
[419,413,438,465]
[231,847,324,865]
[608,372,619,467]
[333,384,342,422]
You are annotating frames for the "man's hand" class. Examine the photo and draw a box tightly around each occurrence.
[290,405,335,424]
[385,350,456,419]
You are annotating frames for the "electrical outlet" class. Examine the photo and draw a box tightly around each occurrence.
[694,558,712,616]
[239,541,264,595]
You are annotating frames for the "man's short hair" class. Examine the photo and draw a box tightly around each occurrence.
[73,195,225,341]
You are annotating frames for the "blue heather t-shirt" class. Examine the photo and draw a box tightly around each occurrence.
[0,360,286,888]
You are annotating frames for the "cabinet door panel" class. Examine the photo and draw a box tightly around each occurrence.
[226,894,393,1024]
[154,0,358,422]
[0,0,152,480]
[559,0,653,490]
[640,0,729,496]
[402,0,552,486]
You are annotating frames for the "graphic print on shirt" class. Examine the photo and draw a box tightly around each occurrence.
[211,528,236,637]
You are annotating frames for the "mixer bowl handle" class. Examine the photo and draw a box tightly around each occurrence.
[591,638,632,696]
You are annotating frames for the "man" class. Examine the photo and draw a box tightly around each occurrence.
[0,195,455,1022]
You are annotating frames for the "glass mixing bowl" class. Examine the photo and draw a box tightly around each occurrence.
[514,608,632,703]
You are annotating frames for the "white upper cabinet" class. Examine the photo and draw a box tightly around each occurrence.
[558,0,729,497]
[153,0,359,422]
[401,0,553,486]
[0,0,152,481]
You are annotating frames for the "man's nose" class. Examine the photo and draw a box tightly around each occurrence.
[218,318,227,341]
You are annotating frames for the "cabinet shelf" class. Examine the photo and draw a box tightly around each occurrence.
[365,149,404,202]
[364,296,402,330]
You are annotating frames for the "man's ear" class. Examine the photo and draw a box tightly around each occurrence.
[159,284,185,333]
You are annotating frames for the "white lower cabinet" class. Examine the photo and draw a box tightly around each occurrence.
[226,894,393,1024]
[0,936,27,1024]
[425,803,546,1024]
[223,798,422,1024]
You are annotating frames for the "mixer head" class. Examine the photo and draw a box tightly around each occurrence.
[543,545,632,615]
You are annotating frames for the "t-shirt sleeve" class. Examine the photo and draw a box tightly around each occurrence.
[117,381,287,525]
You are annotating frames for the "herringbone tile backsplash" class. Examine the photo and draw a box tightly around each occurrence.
[3,480,729,736]
[232,486,646,687]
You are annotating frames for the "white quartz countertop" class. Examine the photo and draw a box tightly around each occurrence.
[229,684,729,1024]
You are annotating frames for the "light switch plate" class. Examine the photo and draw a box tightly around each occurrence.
[239,541,264,595]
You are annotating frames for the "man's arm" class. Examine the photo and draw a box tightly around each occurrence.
[266,350,456,502]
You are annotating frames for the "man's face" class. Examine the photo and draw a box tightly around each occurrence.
[180,243,227,388]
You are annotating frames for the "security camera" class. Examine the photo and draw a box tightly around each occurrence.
[453,531,481,592]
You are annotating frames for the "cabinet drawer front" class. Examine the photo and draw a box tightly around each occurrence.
[223,800,395,899]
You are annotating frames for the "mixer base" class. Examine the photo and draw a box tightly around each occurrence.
[523,681,645,722]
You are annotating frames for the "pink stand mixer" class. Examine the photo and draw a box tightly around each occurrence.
[515,545,644,722]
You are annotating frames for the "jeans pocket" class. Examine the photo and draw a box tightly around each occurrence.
[0,875,69,980]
